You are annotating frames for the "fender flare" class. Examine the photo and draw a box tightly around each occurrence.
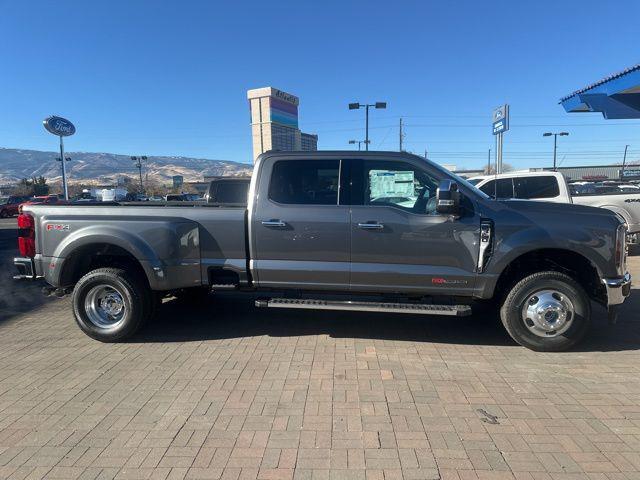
[50,225,162,287]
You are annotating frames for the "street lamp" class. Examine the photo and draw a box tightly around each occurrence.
[348,101,387,151]
[622,145,630,180]
[348,139,370,151]
[543,132,569,171]
[131,156,148,194]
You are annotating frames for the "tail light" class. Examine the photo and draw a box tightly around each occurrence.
[17,213,35,258]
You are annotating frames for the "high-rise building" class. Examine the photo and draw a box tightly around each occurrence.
[300,132,318,151]
[247,87,318,162]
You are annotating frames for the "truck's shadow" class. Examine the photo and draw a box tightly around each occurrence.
[131,290,640,352]
[0,225,54,325]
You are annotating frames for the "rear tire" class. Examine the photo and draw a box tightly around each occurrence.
[72,267,151,342]
[0,209,8,218]
[499,271,591,352]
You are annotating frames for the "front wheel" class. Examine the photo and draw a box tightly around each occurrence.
[500,271,591,352]
[72,268,151,342]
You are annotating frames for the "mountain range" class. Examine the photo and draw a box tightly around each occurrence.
[0,148,253,185]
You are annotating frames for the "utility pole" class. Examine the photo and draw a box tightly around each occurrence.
[424,149,428,159]
[622,145,629,180]
[487,148,492,173]
[131,156,147,194]
[399,117,404,151]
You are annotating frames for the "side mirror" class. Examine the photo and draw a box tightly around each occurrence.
[436,180,461,214]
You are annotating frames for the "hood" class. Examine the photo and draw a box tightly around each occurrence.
[499,198,621,221]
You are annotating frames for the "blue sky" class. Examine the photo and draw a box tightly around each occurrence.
[1,0,639,170]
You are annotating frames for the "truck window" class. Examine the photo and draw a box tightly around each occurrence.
[269,160,340,205]
[480,178,514,198]
[513,176,560,199]
[360,161,439,214]
[213,181,249,204]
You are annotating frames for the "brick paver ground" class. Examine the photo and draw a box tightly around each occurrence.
[0,257,638,480]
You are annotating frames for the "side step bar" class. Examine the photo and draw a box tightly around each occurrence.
[255,298,472,316]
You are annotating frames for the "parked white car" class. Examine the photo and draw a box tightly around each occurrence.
[469,171,640,243]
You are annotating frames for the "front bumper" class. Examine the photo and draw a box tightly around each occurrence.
[603,272,632,306]
[13,257,36,280]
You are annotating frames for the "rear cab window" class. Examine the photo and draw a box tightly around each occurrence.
[513,176,560,199]
[268,159,340,205]
[480,178,514,198]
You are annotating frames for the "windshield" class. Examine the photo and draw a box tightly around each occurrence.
[467,178,483,186]
[0,197,8,205]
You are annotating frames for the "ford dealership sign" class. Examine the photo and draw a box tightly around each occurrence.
[43,116,76,137]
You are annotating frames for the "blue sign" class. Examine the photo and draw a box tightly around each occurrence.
[492,105,509,135]
[43,116,76,137]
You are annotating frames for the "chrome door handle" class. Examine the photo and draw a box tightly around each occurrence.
[357,222,384,230]
[261,220,286,227]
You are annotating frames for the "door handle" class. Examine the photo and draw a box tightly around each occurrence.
[261,220,286,228]
[357,222,384,230]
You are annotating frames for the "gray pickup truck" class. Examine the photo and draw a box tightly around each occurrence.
[14,151,632,351]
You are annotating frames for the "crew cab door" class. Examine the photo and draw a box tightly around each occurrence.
[349,158,479,295]
[251,157,350,289]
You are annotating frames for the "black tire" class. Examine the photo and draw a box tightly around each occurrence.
[0,209,8,218]
[499,271,591,352]
[72,267,151,342]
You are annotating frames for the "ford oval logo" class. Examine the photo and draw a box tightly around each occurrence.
[43,116,76,137]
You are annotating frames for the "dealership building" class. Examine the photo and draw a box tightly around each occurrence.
[247,87,318,162]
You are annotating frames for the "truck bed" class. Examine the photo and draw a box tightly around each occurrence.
[24,203,249,290]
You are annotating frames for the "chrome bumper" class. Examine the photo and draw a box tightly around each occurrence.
[602,272,632,306]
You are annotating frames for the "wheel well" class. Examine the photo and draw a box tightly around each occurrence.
[59,243,149,288]
[494,249,605,304]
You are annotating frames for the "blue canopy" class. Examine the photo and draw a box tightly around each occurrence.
[560,64,640,119]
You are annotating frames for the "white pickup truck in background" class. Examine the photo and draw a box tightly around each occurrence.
[469,171,640,243]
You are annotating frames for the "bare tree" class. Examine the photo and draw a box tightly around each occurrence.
[483,163,514,175]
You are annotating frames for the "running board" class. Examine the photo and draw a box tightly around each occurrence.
[210,284,237,290]
[255,298,472,316]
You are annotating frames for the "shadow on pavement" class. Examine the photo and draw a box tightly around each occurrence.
[131,289,640,352]
[0,225,53,324]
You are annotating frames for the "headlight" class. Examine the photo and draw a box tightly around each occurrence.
[615,223,627,275]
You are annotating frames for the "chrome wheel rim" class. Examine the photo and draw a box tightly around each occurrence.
[522,289,574,338]
[84,285,127,329]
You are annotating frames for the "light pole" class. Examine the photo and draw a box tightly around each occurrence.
[348,102,387,151]
[543,132,569,171]
[622,145,630,180]
[348,139,369,151]
[131,156,147,194]
[55,156,71,197]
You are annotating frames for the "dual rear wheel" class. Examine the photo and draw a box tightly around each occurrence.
[72,268,151,342]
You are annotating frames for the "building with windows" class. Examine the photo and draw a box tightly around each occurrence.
[301,132,318,151]
[247,87,318,162]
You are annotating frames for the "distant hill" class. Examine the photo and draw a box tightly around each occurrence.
[0,147,253,185]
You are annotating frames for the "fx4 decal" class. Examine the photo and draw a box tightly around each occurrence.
[46,224,70,231]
